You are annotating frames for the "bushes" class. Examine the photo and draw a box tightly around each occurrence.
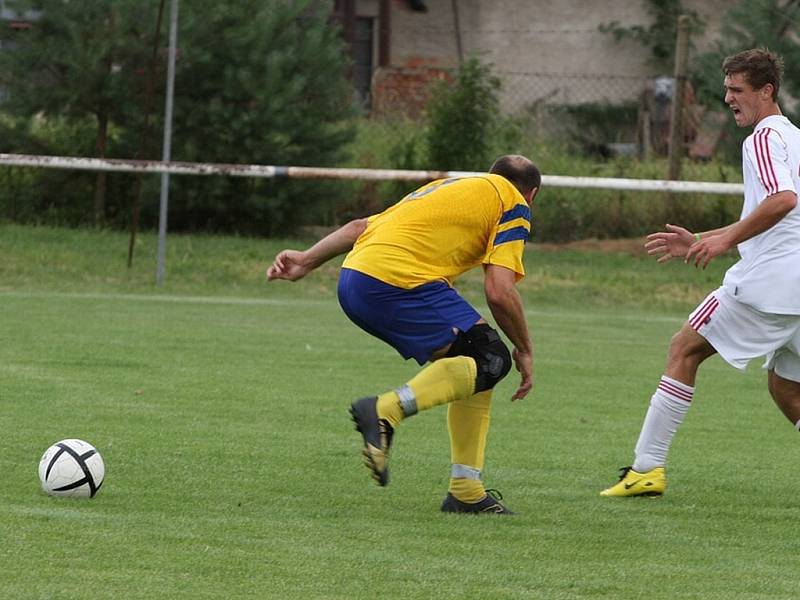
[1,103,743,242]
[0,0,356,235]
[165,1,357,236]
[425,58,501,171]
[0,113,98,225]
[345,115,743,242]
[1,39,745,241]
[531,185,741,243]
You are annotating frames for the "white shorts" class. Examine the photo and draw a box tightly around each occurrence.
[690,287,800,382]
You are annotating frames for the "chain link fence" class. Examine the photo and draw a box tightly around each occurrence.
[370,63,729,168]
[493,70,647,163]
[495,69,734,169]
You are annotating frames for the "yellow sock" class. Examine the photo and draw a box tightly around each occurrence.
[376,356,477,427]
[449,477,485,503]
[376,391,404,427]
[447,390,492,502]
[409,356,476,411]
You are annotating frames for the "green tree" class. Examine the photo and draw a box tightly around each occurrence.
[0,0,156,225]
[599,0,706,73]
[160,0,356,235]
[425,56,501,171]
[693,0,800,113]
[0,0,356,234]
[691,0,800,162]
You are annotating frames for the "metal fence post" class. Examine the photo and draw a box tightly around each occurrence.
[156,0,179,286]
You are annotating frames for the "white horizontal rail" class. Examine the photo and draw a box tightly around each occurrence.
[544,174,742,194]
[0,153,743,195]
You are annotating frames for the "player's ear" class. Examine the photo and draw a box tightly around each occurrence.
[527,187,539,205]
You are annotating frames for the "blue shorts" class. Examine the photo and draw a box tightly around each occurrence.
[337,268,482,365]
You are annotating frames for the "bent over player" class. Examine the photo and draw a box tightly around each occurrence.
[268,155,539,514]
[602,48,800,497]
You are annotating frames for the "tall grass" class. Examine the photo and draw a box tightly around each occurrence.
[344,116,743,242]
[1,110,744,242]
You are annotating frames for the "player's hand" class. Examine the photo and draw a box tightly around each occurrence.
[266,250,311,281]
[644,224,694,263]
[511,347,533,401]
[685,234,732,269]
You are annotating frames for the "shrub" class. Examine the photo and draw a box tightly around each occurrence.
[425,57,501,171]
[345,110,743,242]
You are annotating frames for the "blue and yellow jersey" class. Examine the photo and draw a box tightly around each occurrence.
[342,174,531,289]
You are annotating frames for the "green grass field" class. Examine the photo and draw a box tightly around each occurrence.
[1,225,797,599]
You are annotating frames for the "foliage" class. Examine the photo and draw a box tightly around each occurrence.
[160,0,357,235]
[522,100,641,159]
[0,0,157,223]
[340,58,504,212]
[0,0,357,234]
[692,0,800,120]
[425,56,501,171]
[599,0,706,73]
[684,0,800,165]
[0,1,153,129]
[381,119,429,208]
[340,114,743,243]
[0,113,100,225]
[601,0,800,164]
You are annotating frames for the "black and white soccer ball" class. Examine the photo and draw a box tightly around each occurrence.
[38,439,105,498]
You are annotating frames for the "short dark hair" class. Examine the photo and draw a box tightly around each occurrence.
[723,48,783,101]
[489,155,541,196]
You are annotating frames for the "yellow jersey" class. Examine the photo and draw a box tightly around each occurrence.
[342,174,531,289]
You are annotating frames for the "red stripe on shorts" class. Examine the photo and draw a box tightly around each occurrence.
[689,296,719,331]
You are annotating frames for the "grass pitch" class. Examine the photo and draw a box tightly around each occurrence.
[1,225,797,599]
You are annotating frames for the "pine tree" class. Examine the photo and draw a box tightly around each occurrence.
[0,0,155,225]
[165,0,356,235]
[0,0,356,233]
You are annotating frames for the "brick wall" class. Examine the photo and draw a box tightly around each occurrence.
[371,58,451,117]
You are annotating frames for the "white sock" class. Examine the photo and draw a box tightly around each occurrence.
[632,375,693,472]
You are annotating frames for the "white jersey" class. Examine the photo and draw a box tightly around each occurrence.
[722,114,800,314]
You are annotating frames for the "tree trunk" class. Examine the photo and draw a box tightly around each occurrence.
[129,0,167,268]
[93,112,109,227]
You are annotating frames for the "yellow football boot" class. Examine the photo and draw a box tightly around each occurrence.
[600,466,666,497]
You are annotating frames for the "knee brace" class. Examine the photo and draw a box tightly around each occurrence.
[446,323,512,392]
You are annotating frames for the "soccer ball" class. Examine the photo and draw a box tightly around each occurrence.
[38,439,105,498]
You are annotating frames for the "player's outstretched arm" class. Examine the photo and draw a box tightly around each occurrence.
[686,190,797,269]
[644,224,695,262]
[483,264,533,401]
[266,218,368,282]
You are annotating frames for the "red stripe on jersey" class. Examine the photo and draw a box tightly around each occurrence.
[755,128,778,195]
[658,379,693,403]
[689,296,719,331]
[764,129,779,193]
[754,129,769,193]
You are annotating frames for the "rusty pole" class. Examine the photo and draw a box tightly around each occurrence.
[667,15,691,181]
